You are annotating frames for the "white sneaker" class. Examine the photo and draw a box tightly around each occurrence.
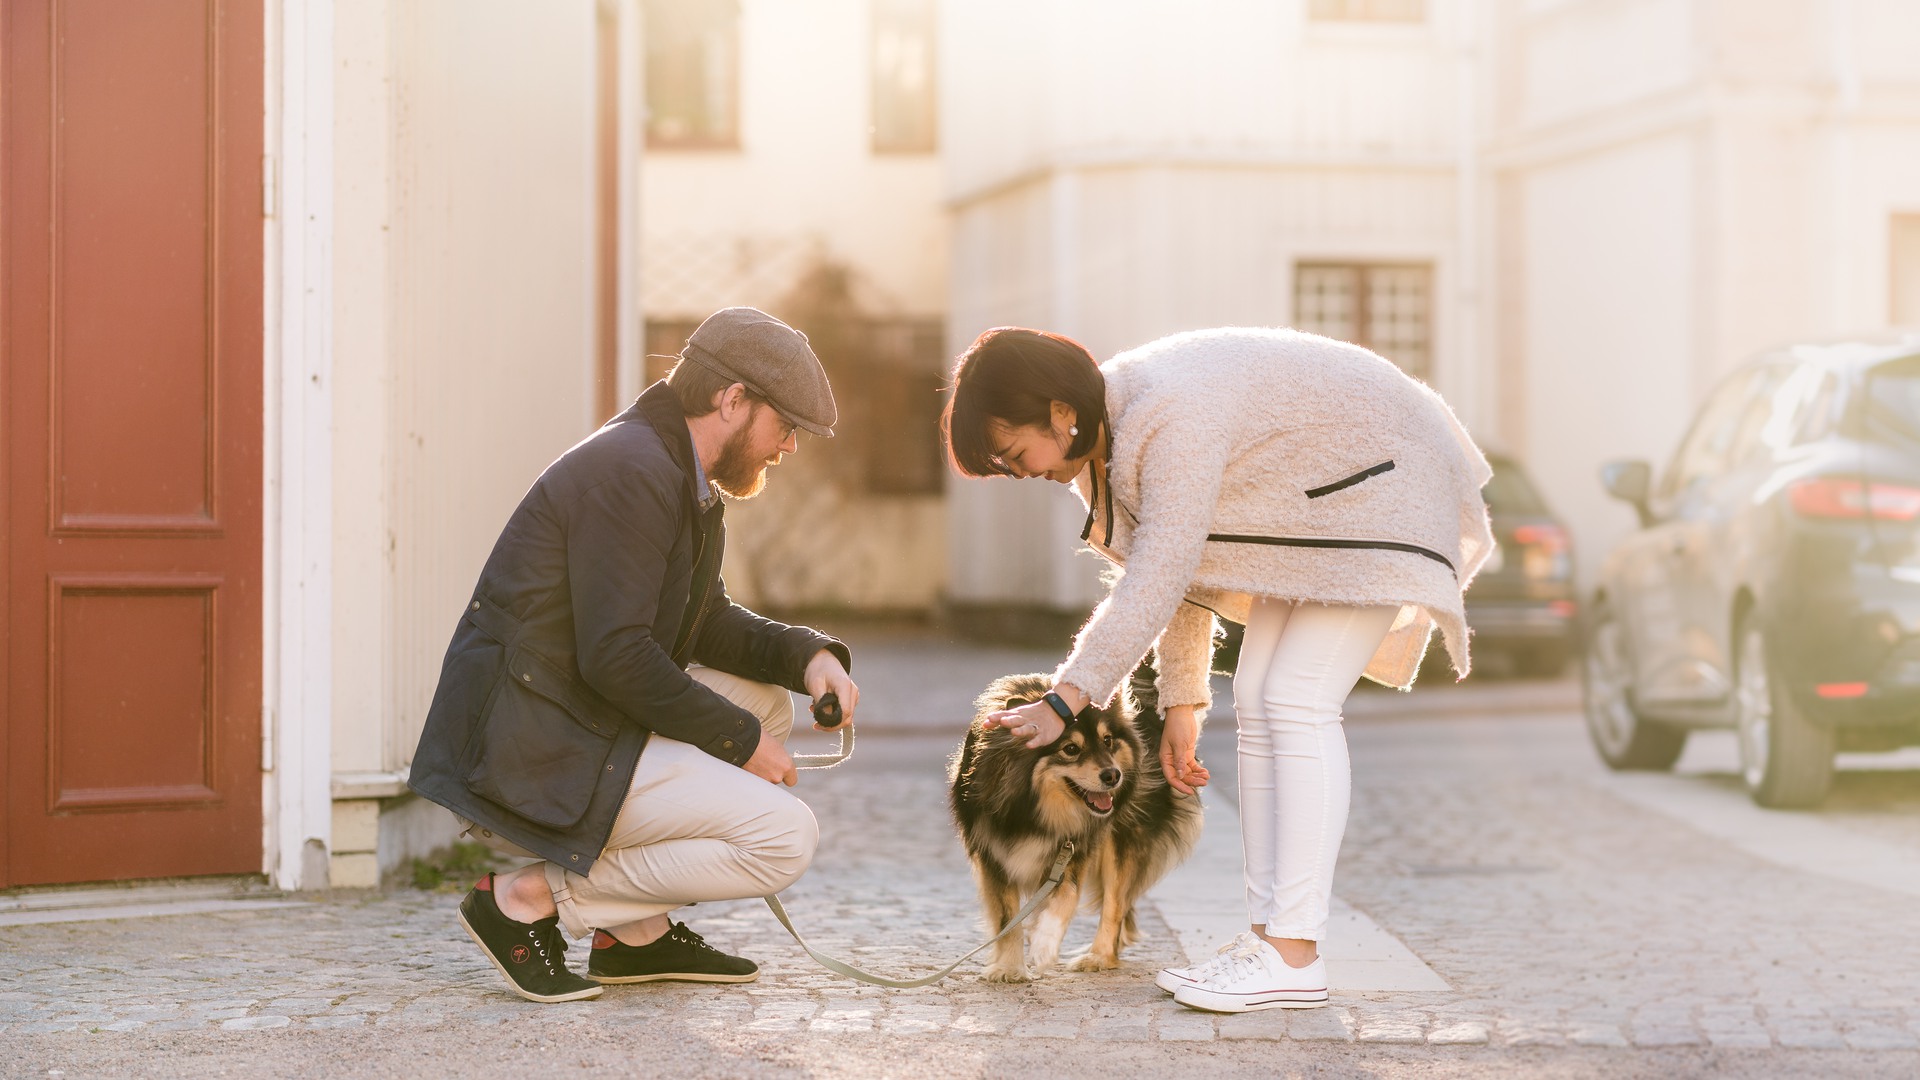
[1153,931,1260,994]
[1172,938,1329,1012]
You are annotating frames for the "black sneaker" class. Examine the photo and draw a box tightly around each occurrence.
[456,874,603,1003]
[587,922,760,984]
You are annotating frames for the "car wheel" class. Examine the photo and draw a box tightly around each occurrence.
[1582,599,1686,769]
[1734,619,1835,808]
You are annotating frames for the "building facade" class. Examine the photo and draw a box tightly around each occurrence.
[638,0,951,617]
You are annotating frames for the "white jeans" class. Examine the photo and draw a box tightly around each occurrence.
[1232,599,1399,941]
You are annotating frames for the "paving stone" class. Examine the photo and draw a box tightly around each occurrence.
[1844,1027,1920,1051]
[220,1015,292,1031]
[1426,1022,1490,1045]
[1216,1010,1290,1041]
[303,1015,367,1029]
[1358,1019,1427,1044]
[1776,1022,1848,1050]
[1155,1011,1217,1042]
[1286,1009,1356,1042]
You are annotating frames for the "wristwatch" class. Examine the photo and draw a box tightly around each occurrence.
[1041,691,1076,724]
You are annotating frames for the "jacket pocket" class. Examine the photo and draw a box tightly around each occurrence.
[1305,460,1394,499]
[464,644,618,829]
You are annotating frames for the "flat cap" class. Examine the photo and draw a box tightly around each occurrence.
[683,307,837,437]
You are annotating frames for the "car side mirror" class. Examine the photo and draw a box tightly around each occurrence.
[1601,460,1655,527]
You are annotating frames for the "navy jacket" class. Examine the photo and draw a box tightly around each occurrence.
[407,381,850,874]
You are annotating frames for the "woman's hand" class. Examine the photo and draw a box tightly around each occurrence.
[982,699,1067,749]
[1159,705,1209,795]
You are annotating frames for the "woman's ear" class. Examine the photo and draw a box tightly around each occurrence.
[1050,399,1078,437]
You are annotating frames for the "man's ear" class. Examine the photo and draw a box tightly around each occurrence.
[715,382,750,422]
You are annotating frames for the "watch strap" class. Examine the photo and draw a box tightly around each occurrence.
[1041,691,1076,724]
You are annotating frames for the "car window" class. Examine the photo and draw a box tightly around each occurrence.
[1726,364,1796,463]
[1866,356,1920,445]
[1482,458,1547,514]
[1658,369,1761,502]
[1787,370,1840,445]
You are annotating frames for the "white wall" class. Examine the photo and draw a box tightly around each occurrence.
[641,0,946,318]
[943,0,1472,612]
[1517,135,1702,579]
[330,0,611,786]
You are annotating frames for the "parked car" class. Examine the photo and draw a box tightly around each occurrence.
[1465,452,1579,677]
[1583,332,1920,807]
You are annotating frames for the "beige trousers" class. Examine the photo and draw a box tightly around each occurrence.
[462,665,818,939]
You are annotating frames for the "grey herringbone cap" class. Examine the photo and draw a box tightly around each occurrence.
[683,307,837,437]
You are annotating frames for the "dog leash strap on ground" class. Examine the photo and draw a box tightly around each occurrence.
[761,840,1075,989]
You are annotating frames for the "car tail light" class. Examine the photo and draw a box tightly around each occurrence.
[1789,479,1920,521]
[1814,682,1869,699]
[1510,524,1571,581]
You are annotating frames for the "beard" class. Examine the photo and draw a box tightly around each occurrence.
[711,416,772,498]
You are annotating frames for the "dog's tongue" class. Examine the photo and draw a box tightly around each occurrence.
[1089,791,1114,812]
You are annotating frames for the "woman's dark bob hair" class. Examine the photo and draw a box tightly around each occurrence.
[942,327,1106,478]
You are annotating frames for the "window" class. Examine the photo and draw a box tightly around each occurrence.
[644,315,947,496]
[643,0,740,148]
[872,0,937,153]
[1308,0,1426,22]
[856,319,947,494]
[1294,262,1433,380]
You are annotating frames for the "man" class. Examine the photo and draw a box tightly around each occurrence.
[409,307,860,1003]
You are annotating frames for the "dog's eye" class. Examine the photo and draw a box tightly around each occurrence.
[1059,743,1081,758]
[1102,735,1114,749]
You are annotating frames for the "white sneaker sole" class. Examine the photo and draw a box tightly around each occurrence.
[1173,983,1329,1013]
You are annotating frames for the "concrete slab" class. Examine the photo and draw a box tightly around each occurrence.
[1148,787,1451,992]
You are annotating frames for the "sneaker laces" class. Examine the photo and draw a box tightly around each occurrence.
[668,923,722,954]
[1204,937,1276,987]
[1186,932,1261,979]
[524,920,570,977]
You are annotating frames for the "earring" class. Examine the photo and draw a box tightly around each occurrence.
[1069,425,1079,437]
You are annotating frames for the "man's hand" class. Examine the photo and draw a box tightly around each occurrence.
[1159,704,1210,796]
[743,733,797,787]
[803,650,859,729]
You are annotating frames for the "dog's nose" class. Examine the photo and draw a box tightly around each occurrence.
[1099,767,1121,788]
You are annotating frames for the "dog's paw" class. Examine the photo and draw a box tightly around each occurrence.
[1067,951,1119,972]
[981,962,1034,984]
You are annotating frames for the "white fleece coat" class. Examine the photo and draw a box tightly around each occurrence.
[1053,327,1495,710]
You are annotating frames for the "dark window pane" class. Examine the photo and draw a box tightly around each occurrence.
[1867,357,1920,445]
[644,0,739,148]
[1482,458,1547,514]
[872,0,937,153]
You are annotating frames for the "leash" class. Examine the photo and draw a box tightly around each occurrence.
[760,693,1075,987]
[762,839,1074,988]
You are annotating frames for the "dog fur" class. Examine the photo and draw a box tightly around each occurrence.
[948,670,1204,982]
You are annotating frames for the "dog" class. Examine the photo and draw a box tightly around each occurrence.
[948,668,1203,982]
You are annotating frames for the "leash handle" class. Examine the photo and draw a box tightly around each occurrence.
[762,840,1075,988]
[792,692,852,770]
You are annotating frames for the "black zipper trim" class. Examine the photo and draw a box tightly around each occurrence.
[1206,533,1455,572]
[1305,460,1394,499]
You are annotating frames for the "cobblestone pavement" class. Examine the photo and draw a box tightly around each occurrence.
[5,639,1920,1077]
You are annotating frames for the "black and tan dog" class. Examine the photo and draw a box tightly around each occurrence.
[948,670,1203,982]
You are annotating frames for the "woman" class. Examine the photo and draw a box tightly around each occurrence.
[941,326,1493,1013]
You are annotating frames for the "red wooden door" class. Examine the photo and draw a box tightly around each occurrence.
[2,0,264,887]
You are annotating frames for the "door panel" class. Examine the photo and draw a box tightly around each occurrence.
[3,0,263,887]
